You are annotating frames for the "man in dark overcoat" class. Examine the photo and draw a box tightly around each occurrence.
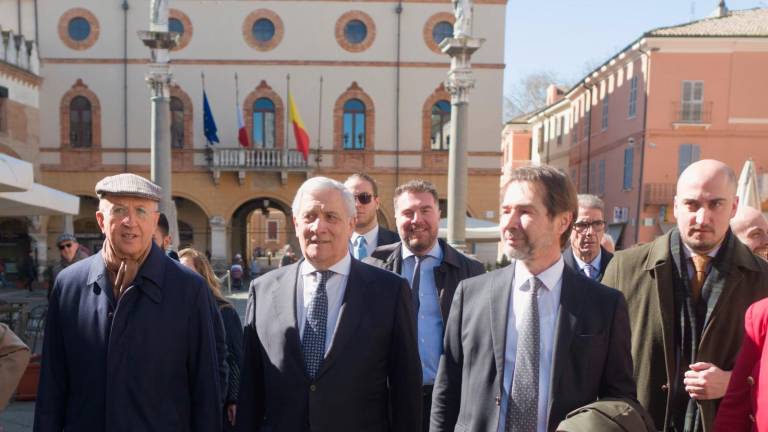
[34,173,224,432]
[603,159,768,432]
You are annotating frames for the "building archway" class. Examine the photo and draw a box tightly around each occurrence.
[230,196,296,271]
[0,218,31,281]
[174,196,210,253]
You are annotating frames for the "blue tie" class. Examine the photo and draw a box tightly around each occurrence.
[354,236,368,260]
[302,270,333,379]
[584,264,596,280]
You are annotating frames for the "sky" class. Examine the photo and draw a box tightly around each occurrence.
[503,0,767,98]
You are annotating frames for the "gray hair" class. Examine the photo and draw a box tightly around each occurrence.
[291,176,356,218]
[577,194,605,213]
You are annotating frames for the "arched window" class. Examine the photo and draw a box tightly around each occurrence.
[431,100,451,150]
[69,96,92,148]
[170,96,185,149]
[253,98,275,148]
[343,99,366,150]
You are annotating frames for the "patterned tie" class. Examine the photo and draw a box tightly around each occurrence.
[506,277,541,432]
[410,256,424,320]
[690,255,711,303]
[584,264,596,280]
[354,236,368,260]
[302,270,333,379]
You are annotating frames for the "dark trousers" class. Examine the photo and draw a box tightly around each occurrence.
[422,385,433,432]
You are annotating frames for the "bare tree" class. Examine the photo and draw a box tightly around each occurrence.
[504,70,567,121]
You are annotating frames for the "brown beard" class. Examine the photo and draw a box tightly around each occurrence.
[101,237,151,300]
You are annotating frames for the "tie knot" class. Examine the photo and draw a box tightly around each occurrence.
[316,270,333,285]
[691,255,711,272]
[528,277,542,295]
[356,236,366,246]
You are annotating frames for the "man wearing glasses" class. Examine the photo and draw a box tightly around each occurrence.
[344,173,399,260]
[563,194,613,282]
[35,173,224,432]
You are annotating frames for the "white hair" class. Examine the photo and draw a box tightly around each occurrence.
[291,176,356,218]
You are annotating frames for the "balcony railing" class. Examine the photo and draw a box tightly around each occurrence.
[208,147,309,170]
[644,182,675,205]
[672,101,712,125]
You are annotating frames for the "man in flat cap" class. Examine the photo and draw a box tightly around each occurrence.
[50,233,89,284]
[35,173,225,432]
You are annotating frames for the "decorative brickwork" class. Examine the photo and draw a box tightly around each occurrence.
[242,9,284,52]
[333,82,375,169]
[170,84,195,170]
[59,79,101,170]
[422,83,451,169]
[243,80,285,149]
[58,8,100,51]
[423,12,455,54]
[169,9,193,51]
[335,11,376,53]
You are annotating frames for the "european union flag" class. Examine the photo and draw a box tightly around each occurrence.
[203,91,219,145]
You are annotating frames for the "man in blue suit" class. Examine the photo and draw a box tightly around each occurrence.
[237,176,422,432]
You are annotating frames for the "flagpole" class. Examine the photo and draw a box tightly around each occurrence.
[284,73,290,168]
[316,75,323,167]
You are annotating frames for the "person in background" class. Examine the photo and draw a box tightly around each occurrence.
[153,213,179,261]
[344,172,399,260]
[563,194,613,282]
[602,233,616,253]
[51,233,90,284]
[180,248,243,431]
[730,205,768,260]
[279,244,297,267]
[0,323,30,411]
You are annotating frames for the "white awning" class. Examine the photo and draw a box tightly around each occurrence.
[0,153,34,192]
[438,217,500,241]
[0,182,80,216]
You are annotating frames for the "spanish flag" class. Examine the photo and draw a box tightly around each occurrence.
[288,91,310,161]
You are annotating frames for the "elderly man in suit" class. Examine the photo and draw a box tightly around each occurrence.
[344,172,399,260]
[236,176,422,432]
[603,159,768,432]
[35,173,223,432]
[430,165,635,432]
[563,194,613,282]
[730,205,768,260]
[364,179,485,431]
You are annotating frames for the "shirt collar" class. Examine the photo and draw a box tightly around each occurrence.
[572,248,602,270]
[301,252,352,277]
[514,255,564,292]
[401,240,443,262]
[352,225,378,244]
[682,241,721,261]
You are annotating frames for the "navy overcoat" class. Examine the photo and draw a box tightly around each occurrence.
[34,243,223,432]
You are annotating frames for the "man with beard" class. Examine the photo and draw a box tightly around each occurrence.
[563,194,612,281]
[730,205,768,260]
[35,173,223,432]
[430,165,635,432]
[344,173,399,260]
[603,159,768,432]
[364,179,484,431]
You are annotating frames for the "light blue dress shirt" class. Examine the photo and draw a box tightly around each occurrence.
[402,242,444,385]
[498,257,564,432]
[571,249,602,278]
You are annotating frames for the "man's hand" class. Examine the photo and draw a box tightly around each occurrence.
[683,362,732,400]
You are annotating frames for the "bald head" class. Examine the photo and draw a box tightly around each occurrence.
[673,159,739,254]
[731,206,768,259]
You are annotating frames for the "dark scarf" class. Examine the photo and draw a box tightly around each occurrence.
[101,238,151,301]
[668,228,731,432]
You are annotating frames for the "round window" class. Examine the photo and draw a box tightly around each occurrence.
[252,18,276,42]
[169,17,184,35]
[68,17,91,42]
[344,20,367,44]
[432,21,453,44]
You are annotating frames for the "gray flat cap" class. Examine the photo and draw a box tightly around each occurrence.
[95,173,162,201]
[56,233,77,245]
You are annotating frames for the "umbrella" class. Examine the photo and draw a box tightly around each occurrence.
[736,159,762,210]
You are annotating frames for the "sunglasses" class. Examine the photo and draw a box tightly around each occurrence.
[59,243,74,250]
[354,192,374,205]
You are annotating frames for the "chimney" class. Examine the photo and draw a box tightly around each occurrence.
[710,0,729,18]
[546,84,564,105]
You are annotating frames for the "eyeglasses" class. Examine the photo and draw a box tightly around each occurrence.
[354,193,374,205]
[573,220,606,232]
[106,205,157,221]
[58,243,73,250]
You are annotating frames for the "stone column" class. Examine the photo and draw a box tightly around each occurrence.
[440,34,484,251]
[27,216,48,282]
[63,215,75,235]
[209,216,228,272]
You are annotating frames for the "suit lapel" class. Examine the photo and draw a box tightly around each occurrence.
[547,266,582,423]
[271,261,305,373]
[316,259,366,379]
[648,238,677,392]
[490,264,515,389]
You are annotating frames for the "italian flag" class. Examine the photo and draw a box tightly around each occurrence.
[237,104,250,148]
[288,91,310,161]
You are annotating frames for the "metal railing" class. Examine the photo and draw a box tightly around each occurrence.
[672,101,712,124]
[208,147,308,170]
[644,182,676,205]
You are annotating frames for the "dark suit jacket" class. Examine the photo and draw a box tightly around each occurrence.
[236,258,423,432]
[430,262,636,432]
[563,246,613,282]
[364,239,486,323]
[602,229,768,432]
[376,226,400,247]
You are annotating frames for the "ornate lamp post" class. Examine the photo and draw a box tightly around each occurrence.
[440,0,484,250]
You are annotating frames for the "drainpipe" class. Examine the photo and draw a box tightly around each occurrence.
[122,0,129,172]
[582,83,593,193]
[634,45,654,244]
[394,0,403,187]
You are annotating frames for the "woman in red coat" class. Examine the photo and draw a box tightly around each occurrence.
[714,297,768,431]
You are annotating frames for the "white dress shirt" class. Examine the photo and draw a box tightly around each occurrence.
[498,257,564,432]
[297,253,351,355]
[351,225,379,252]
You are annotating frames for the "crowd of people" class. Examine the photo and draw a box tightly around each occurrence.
[20,159,768,431]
